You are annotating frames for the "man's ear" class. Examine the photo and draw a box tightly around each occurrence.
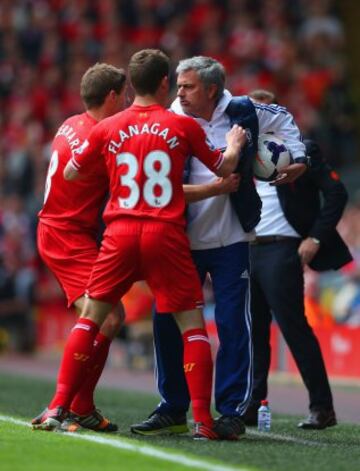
[207,84,218,101]
[160,75,169,91]
[109,89,118,101]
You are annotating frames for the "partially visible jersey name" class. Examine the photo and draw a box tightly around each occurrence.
[108,123,179,154]
[56,124,81,149]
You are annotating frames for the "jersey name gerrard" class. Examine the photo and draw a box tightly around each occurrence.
[39,112,108,234]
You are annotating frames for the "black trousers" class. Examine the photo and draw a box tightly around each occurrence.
[250,238,333,410]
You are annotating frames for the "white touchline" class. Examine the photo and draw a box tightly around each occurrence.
[0,414,248,471]
[247,430,328,447]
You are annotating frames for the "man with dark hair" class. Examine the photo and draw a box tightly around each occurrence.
[131,56,307,440]
[128,49,170,95]
[244,90,352,429]
[80,63,127,108]
[32,63,127,433]
[39,49,247,440]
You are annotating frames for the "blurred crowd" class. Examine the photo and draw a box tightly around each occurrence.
[0,0,359,352]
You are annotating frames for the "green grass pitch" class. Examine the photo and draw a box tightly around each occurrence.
[0,373,359,471]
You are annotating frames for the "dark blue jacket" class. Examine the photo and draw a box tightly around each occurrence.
[225,97,261,232]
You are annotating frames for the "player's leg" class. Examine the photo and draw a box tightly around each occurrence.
[63,300,125,431]
[171,308,214,433]
[32,296,124,431]
[52,223,138,423]
[130,308,190,435]
[34,223,124,431]
[131,262,207,436]
[33,298,113,431]
[34,222,136,431]
[141,222,238,440]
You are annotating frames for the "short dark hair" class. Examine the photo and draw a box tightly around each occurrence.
[80,63,126,109]
[129,49,170,95]
[248,89,277,104]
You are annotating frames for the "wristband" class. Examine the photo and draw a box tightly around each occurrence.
[294,156,309,167]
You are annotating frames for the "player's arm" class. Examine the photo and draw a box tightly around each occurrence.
[64,126,103,181]
[184,174,240,203]
[188,120,247,178]
[254,103,307,185]
[216,125,247,177]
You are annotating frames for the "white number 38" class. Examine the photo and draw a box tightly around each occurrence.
[117,150,172,208]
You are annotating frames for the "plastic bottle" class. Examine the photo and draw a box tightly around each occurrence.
[257,399,271,432]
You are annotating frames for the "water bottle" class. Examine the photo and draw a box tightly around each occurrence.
[257,399,271,432]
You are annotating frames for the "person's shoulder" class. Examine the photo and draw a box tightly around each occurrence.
[162,110,191,131]
[63,112,90,128]
[169,112,198,129]
[101,110,125,127]
[56,113,77,130]
[89,110,124,137]
[252,101,290,115]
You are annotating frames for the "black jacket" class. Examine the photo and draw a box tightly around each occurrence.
[277,139,353,271]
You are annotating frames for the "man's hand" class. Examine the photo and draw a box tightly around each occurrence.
[298,237,320,266]
[213,174,241,195]
[64,161,80,180]
[226,125,247,152]
[270,163,307,186]
[183,174,241,203]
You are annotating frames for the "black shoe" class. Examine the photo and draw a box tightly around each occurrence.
[241,403,259,426]
[215,415,246,439]
[131,411,188,436]
[193,422,222,440]
[193,419,241,441]
[298,408,337,430]
[61,409,118,433]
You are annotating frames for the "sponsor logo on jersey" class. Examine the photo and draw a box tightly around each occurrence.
[73,353,90,362]
[184,362,196,372]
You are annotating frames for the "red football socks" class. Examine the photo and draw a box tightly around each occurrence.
[70,332,111,416]
[182,328,213,428]
[48,318,99,411]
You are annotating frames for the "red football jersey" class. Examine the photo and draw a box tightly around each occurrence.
[38,112,108,234]
[71,104,224,226]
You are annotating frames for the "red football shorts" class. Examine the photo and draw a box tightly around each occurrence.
[37,221,99,307]
[86,219,204,313]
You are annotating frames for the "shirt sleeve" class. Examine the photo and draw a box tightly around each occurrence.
[185,118,224,173]
[69,124,105,174]
[254,103,306,159]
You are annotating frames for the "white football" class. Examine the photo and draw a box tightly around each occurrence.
[254,134,292,181]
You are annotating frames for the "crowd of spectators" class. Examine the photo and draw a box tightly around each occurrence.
[0,0,359,351]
